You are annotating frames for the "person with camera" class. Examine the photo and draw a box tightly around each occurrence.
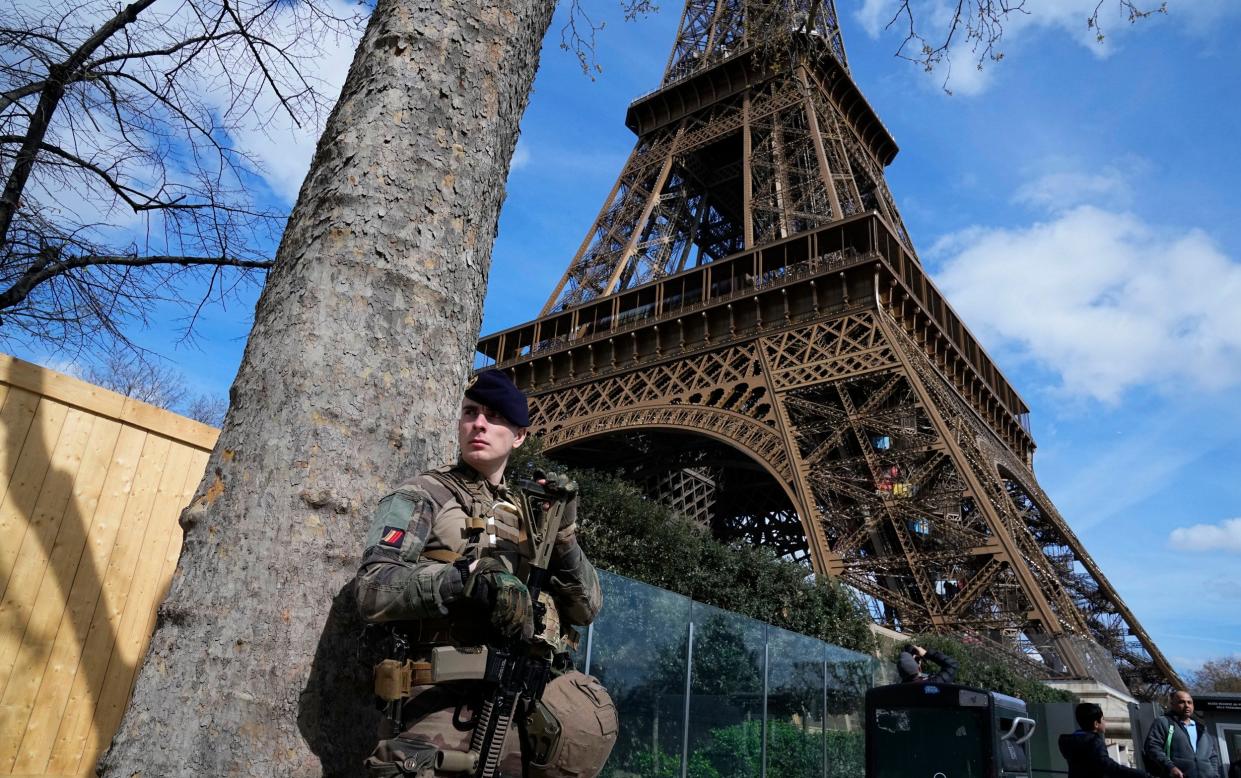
[896,643,959,684]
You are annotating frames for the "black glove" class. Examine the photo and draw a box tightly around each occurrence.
[465,558,533,638]
[534,470,579,545]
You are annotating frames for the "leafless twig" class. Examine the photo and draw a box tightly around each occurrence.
[0,0,365,353]
[561,0,659,78]
[882,0,1165,91]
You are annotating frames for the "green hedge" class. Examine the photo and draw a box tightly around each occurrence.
[900,634,1076,703]
[696,720,863,778]
[510,442,875,653]
[604,720,863,778]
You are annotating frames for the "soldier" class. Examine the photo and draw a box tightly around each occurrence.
[355,370,616,777]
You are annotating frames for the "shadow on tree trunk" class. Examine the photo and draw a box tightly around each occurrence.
[298,581,381,776]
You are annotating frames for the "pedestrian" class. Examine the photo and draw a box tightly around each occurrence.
[897,643,959,683]
[1059,702,1149,778]
[1143,690,1222,778]
[354,370,617,777]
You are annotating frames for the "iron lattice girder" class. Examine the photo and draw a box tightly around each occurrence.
[544,36,908,314]
[661,0,849,86]
[483,217,1034,460]
[475,0,1180,694]
[476,239,1180,689]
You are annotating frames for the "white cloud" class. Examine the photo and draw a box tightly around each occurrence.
[201,0,365,204]
[510,139,532,172]
[1013,168,1132,211]
[929,48,994,97]
[850,0,1238,95]
[1169,518,1241,553]
[930,205,1241,402]
[856,0,896,39]
[850,0,999,95]
[1171,0,1241,36]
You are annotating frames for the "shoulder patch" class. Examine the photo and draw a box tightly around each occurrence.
[379,526,406,548]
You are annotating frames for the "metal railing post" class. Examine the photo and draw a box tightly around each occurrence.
[822,647,829,778]
[681,619,695,778]
[761,627,770,778]
[583,622,594,676]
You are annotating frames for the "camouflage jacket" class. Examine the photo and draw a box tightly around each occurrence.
[354,461,602,640]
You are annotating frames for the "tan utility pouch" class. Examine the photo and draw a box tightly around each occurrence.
[373,659,413,702]
[430,646,489,683]
[373,659,435,701]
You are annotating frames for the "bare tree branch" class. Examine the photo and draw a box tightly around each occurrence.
[1088,0,1167,42]
[561,0,658,78]
[86,346,190,407]
[881,0,1166,90]
[0,0,365,352]
[0,0,160,246]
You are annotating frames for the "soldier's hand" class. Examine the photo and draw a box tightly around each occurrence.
[489,570,534,639]
[534,470,578,538]
[467,559,533,638]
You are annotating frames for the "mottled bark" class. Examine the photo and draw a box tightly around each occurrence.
[100,1,556,775]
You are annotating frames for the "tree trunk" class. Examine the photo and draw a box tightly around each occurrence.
[99,1,556,774]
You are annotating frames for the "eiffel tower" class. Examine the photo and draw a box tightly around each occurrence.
[477,0,1179,696]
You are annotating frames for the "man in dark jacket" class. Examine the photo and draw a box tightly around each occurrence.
[1143,691,1222,778]
[897,644,958,683]
[1059,703,1149,778]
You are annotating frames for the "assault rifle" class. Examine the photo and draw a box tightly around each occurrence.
[434,474,575,778]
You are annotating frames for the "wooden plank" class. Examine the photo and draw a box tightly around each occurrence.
[0,386,40,514]
[0,355,219,451]
[0,406,95,699]
[151,451,207,610]
[6,418,126,774]
[118,397,218,453]
[138,444,200,628]
[43,432,170,777]
[73,441,193,776]
[130,449,208,713]
[11,424,145,778]
[0,356,125,424]
[0,399,68,595]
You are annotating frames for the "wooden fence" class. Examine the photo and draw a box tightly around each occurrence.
[0,355,217,777]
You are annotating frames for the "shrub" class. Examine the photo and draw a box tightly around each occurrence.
[510,442,875,652]
[900,634,1076,703]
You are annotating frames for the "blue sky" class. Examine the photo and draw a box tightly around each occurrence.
[11,0,1241,676]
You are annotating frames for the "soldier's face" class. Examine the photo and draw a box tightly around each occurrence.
[458,399,527,476]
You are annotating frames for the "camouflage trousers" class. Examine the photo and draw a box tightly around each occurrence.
[365,683,523,778]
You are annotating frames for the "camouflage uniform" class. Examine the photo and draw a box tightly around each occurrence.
[356,460,605,777]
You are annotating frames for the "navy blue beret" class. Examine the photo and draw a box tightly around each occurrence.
[465,370,529,427]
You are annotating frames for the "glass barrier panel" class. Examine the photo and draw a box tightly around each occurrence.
[766,626,827,778]
[686,601,767,778]
[824,644,872,778]
[591,570,692,778]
